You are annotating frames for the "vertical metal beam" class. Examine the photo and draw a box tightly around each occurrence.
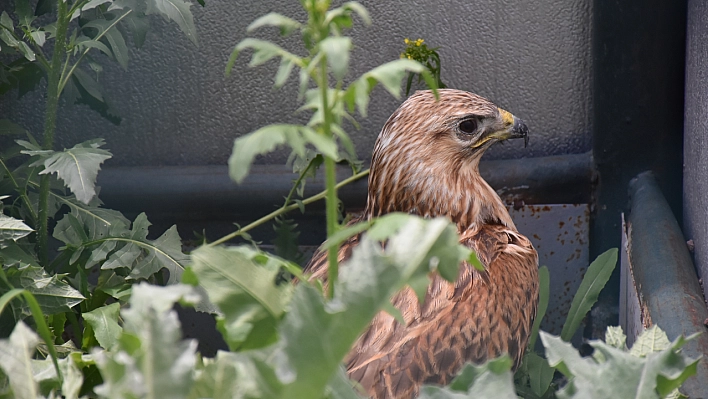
[591,0,687,328]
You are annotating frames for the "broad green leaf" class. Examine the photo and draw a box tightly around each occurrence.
[16,41,35,61]
[146,0,198,45]
[247,12,301,36]
[191,245,293,350]
[94,283,199,399]
[524,352,555,397]
[630,325,672,357]
[22,139,112,205]
[560,248,617,341]
[229,124,337,184]
[0,119,29,136]
[29,30,45,47]
[83,303,122,349]
[320,36,351,80]
[121,11,149,47]
[541,330,699,399]
[0,322,40,399]
[0,214,33,241]
[419,356,517,399]
[60,356,84,399]
[188,352,240,399]
[4,266,84,316]
[102,17,129,69]
[325,366,364,399]
[528,265,550,350]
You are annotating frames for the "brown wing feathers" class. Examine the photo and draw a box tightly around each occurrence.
[303,89,539,399]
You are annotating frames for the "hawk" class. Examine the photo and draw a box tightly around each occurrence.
[305,89,539,399]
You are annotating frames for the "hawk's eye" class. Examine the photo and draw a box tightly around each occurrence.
[458,119,478,135]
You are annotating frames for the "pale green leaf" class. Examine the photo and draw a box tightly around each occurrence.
[16,41,35,61]
[82,0,114,11]
[541,330,699,399]
[191,245,293,350]
[320,36,351,80]
[75,36,113,58]
[59,356,84,399]
[274,57,295,88]
[419,356,517,399]
[227,38,302,76]
[560,248,617,341]
[605,325,627,350]
[146,0,198,45]
[229,124,337,184]
[29,31,45,47]
[0,214,33,241]
[83,303,122,349]
[188,352,239,399]
[24,139,112,205]
[0,241,40,268]
[630,325,671,358]
[128,225,189,283]
[93,284,198,399]
[4,266,85,316]
[247,12,301,36]
[0,322,40,399]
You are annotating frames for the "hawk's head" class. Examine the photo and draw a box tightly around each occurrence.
[365,89,529,230]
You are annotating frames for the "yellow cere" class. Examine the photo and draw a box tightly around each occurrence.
[498,108,515,126]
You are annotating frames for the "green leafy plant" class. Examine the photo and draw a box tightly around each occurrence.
[0,1,700,398]
[400,37,447,96]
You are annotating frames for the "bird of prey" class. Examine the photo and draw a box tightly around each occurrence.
[305,89,539,399]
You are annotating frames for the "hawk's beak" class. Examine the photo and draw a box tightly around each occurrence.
[496,108,529,148]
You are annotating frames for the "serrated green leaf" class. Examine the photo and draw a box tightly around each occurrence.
[247,12,301,36]
[229,124,337,184]
[630,325,671,358]
[4,266,85,316]
[83,303,122,349]
[0,241,40,268]
[0,214,33,241]
[191,245,292,350]
[146,0,198,45]
[75,36,113,58]
[419,356,517,398]
[541,330,699,399]
[345,59,436,117]
[320,36,351,80]
[24,139,112,205]
[128,225,188,283]
[605,325,627,350]
[227,38,302,76]
[0,322,40,399]
[560,248,617,341]
[94,284,199,399]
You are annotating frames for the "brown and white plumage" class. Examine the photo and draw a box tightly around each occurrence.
[305,89,539,399]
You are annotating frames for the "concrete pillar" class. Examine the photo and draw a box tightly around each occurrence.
[684,1,708,281]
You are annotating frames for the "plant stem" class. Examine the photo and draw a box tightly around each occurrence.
[0,158,38,223]
[208,169,369,247]
[37,0,70,265]
[318,56,340,298]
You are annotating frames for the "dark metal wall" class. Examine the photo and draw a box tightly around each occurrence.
[591,0,687,324]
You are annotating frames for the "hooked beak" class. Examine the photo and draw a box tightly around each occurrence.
[495,108,529,148]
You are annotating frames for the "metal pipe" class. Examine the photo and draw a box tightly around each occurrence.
[97,152,594,220]
[626,171,708,397]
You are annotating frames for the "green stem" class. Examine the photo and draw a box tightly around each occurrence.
[318,56,340,298]
[208,169,369,247]
[37,0,70,266]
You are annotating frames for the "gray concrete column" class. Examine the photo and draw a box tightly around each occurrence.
[684,1,708,281]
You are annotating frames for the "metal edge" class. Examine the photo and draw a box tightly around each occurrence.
[627,171,708,397]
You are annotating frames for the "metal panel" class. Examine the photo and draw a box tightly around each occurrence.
[509,204,590,335]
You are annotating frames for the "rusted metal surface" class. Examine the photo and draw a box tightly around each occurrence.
[508,204,590,336]
[625,172,708,398]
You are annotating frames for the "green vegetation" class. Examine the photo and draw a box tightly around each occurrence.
[0,1,698,398]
